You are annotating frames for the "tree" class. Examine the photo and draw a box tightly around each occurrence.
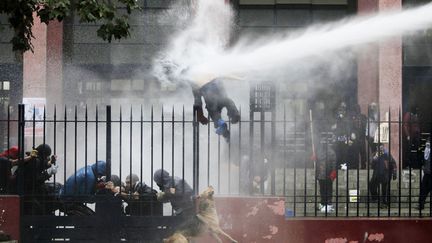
[0,0,140,53]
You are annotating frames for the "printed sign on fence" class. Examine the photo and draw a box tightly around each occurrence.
[23,98,46,137]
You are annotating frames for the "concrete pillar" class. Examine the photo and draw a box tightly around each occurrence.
[378,0,402,164]
[358,0,402,162]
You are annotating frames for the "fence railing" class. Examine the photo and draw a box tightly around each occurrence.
[0,104,431,218]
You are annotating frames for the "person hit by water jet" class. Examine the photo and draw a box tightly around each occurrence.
[192,77,240,143]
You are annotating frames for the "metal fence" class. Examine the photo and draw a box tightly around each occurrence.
[0,104,431,220]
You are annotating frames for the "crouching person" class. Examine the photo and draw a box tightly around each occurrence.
[153,169,194,217]
[316,144,337,213]
[59,160,107,215]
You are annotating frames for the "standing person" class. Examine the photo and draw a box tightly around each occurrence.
[349,104,367,169]
[192,78,240,142]
[332,101,352,168]
[403,105,421,168]
[315,144,337,213]
[153,169,194,217]
[365,102,379,154]
[417,138,431,210]
[369,145,397,208]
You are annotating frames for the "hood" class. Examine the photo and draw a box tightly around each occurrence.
[91,160,107,177]
[153,169,172,188]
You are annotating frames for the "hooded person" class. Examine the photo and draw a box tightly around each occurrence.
[61,160,107,196]
[0,146,19,194]
[153,169,194,216]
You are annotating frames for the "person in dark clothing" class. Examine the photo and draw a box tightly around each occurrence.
[0,146,19,194]
[403,105,421,168]
[365,102,379,154]
[348,104,367,169]
[59,161,107,215]
[369,145,397,207]
[332,101,354,168]
[17,144,58,214]
[115,174,160,216]
[153,169,194,216]
[192,78,240,142]
[315,144,337,213]
[417,138,431,210]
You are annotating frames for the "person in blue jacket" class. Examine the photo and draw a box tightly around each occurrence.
[59,161,107,215]
[61,160,107,196]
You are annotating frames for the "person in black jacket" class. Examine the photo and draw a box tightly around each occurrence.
[192,78,240,142]
[17,144,57,214]
[417,138,431,210]
[153,169,194,217]
[315,144,337,213]
[369,145,397,207]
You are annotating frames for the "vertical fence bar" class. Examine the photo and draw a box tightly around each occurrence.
[238,108,242,195]
[238,109,243,195]
[377,106,381,217]
[312,109,317,217]
[346,148,349,217]
[304,118,307,216]
[106,106,111,182]
[119,107,122,191]
[182,106,185,191]
[74,106,78,194]
[207,115,210,187]
[217,132,221,193]
[260,110,265,194]
[366,106,370,217]
[96,106,99,177]
[151,106,154,189]
[271,104,276,195]
[140,106,144,215]
[293,104,297,216]
[85,106,88,193]
[17,104,25,196]
[398,107,402,217]
[283,105,286,197]
[7,105,10,159]
[408,111,412,217]
[130,106,133,195]
[63,107,67,194]
[388,108,392,217]
[32,107,36,148]
[161,107,165,184]
[249,103,254,196]
[228,118,231,194]
[53,106,57,186]
[172,107,175,184]
[193,105,199,194]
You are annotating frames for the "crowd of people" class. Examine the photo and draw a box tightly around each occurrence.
[313,100,429,212]
[0,144,194,217]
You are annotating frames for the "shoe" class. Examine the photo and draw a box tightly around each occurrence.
[317,204,324,211]
[215,119,227,135]
[215,119,230,142]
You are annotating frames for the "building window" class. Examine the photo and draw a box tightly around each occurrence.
[0,81,10,91]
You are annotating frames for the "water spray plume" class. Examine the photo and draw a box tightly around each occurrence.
[153,1,432,86]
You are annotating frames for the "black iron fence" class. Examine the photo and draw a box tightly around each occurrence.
[0,103,431,222]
